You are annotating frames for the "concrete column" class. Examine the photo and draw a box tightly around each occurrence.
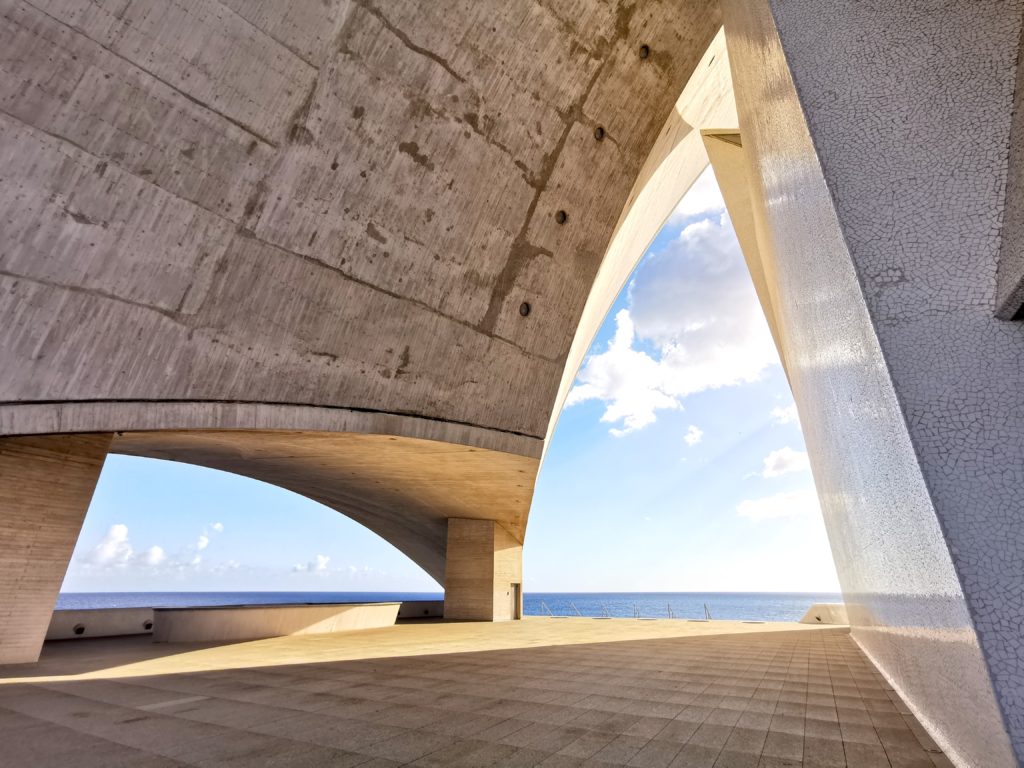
[0,434,111,664]
[443,518,522,621]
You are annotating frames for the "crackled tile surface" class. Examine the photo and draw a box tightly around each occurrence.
[724,1,1024,766]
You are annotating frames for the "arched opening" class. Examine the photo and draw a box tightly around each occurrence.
[526,160,839,619]
[61,454,442,599]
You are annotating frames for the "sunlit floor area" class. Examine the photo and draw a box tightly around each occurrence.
[0,620,949,767]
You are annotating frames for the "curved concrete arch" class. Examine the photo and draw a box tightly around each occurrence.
[0,0,723,638]
[544,28,736,447]
[111,429,538,585]
[0,0,721,450]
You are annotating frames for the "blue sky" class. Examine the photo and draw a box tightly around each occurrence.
[62,167,840,594]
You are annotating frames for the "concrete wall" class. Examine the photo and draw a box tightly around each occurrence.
[46,608,154,640]
[153,602,399,643]
[0,434,110,663]
[722,2,1023,765]
[396,601,444,620]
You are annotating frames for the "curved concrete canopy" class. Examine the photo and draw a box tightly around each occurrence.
[0,0,720,444]
[0,0,723,561]
[113,430,537,584]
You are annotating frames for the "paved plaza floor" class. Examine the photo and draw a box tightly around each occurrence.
[0,619,950,767]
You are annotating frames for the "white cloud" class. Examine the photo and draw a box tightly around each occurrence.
[771,404,799,425]
[84,526,176,571]
[737,488,819,521]
[141,545,166,566]
[293,554,331,573]
[567,310,682,436]
[761,447,810,478]
[667,165,726,223]
[89,524,133,566]
[568,210,779,435]
[211,522,224,533]
[684,425,703,446]
[196,534,210,551]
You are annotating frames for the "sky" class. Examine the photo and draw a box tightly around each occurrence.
[61,166,841,595]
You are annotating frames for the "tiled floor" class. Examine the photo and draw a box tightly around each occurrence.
[0,621,950,767]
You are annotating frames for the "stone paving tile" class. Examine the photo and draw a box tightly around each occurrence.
[627,737,684,767]
[714,750,762,768]
[559,729,618,758]
[0,626,955,767]
[670,742,722,767]
[592,733,651,764]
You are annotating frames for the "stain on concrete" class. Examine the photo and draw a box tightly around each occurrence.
[366,222,387,244]
[397,141,434,170]
[62,208,106,228]
[395,345,411,376]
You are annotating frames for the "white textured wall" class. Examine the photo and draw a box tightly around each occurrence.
[724,1,1022,766]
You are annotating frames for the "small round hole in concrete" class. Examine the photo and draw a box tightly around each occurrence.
[594,126,605,141]
[639,44,650,59]
[555,210,567,224]
[144,621,153,631]
[519,302,531,317]
[73,624,85,636]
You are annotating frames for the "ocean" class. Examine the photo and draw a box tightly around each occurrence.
[56,591,841,623]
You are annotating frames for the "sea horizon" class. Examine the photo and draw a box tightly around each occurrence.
[57,590,842,623]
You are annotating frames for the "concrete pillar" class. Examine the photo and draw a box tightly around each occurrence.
[0,434,110,664]
[443,518,522,621]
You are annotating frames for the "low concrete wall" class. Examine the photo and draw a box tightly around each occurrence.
[398,600,444,619]
[47,608,154,640]
[152,602,400,643]
[800,603,849,625]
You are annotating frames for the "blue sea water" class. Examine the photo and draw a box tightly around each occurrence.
[57,591,840,622]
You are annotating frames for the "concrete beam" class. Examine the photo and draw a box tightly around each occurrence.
[0,434,110,664]
[443,519,523,622]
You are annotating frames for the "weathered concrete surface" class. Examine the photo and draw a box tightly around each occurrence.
[0,434,110,664]
[0,0,719,444]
